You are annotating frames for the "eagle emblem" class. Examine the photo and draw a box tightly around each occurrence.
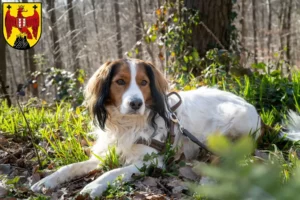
[2,3,42,50]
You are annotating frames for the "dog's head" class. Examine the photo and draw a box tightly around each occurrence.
[85,59,169,130]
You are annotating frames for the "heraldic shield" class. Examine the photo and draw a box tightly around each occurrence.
[2,2,42,50]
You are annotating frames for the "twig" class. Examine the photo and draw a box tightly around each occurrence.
[16,96,43,168]
[156,179,172,195]
[199,21,226,50]
[0,144,19,161]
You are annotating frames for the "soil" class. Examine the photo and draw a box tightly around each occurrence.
[0,133,203,200]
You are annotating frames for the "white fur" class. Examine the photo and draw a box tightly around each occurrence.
[120,60,145,115]
[281,110,300,141]
[31,60,300,199]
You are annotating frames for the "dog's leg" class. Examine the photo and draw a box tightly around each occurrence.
[31,159,99,192]
[80,160,161,198]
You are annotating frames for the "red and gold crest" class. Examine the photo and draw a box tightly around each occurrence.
[2,2,42,50]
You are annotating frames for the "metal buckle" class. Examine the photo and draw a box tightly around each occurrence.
[169,112,185,132]
[170,113,178,123]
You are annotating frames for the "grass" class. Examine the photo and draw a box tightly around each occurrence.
[0,100,92,167]
[93,145,121,172]
[1,70,300,199]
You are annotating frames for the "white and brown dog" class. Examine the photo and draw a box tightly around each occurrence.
[31,58,300,198]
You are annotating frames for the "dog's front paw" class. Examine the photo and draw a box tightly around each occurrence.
[80,182,107,199]
[31,175,58,193]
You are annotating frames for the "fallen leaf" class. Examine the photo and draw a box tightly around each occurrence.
[179,166,200,181]
[29,173,41,185]
[142,177,157,187]
[145,194,166,200]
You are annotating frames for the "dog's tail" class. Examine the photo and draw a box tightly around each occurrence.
[280,110,300,141]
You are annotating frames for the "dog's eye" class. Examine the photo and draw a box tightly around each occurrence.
[141,80,148,86]
[116,79,126,85]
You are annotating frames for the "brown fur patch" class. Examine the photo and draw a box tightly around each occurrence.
[84,60,127,117]
[109,63,131,107]
[143,61,168,94]
[135,63,152,105]
[135,59,168,94]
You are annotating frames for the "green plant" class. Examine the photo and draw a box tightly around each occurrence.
[102,175,134,199]
[0,101,92,167]
[190,135,300,200]
[41,68,86,106]
[137,152,162,177]
[93,145,121,172]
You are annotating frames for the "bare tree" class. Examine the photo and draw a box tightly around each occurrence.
[46,0,63,69]
[67,0,81,73]
[135,0,143,59]
[137,0,155,64]
[81,2,91,72]
[252,0,258,64]
[0,0,11,106]
[260,2,265,59]
[23,0,38,97]
[114,0,123,58]
[91,0,103,63]
[267,0,272,64]
[28,49,38,97]
[241,0,247,48]
[278,1,287,71]
[24,51,29,77]
[0,4,7,85]
[286,0,293,77]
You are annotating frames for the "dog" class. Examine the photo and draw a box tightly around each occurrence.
[31,58,300,198]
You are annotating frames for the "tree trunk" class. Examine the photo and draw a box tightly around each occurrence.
[22,0,38,97]
[241,0,246,48]
[82,2,91,73]
[46,0,63,69]
[286,0,292,78]
[267,0,272,66]
[252,0,258,64]
[0,0,7,84]
[137,0,155,64]
[0,0,11,106]
[278,1,286,72]
[67,0,81,73]
[184,0,233,56]
[24,51,29,77]
[114,0,123,58]
[260,2,265,60]
[28,48,38,97]
[91,0,103,63]
[135,0,143,59]
[7,49,17,87]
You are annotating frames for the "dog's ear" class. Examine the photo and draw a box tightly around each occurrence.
[143,62,169,129]
[84,61,117,129]
[145,62,168,94]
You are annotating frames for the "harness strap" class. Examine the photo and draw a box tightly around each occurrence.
[167,92,182,147]
[136,91,212,154]
[167,92,182,112]
[135,138,165,151]
[181,128,210,152]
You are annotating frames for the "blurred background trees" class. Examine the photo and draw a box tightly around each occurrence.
[0,0,299,104]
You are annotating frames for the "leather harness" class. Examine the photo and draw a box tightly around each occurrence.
[136,92,211,153]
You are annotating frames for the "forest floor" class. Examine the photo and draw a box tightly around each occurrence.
[0,102,205,200]
[0,132,205,200]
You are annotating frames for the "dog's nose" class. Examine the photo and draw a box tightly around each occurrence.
[129,98,143,110]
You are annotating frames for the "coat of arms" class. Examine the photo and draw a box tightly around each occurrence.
[2,3,42,50]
